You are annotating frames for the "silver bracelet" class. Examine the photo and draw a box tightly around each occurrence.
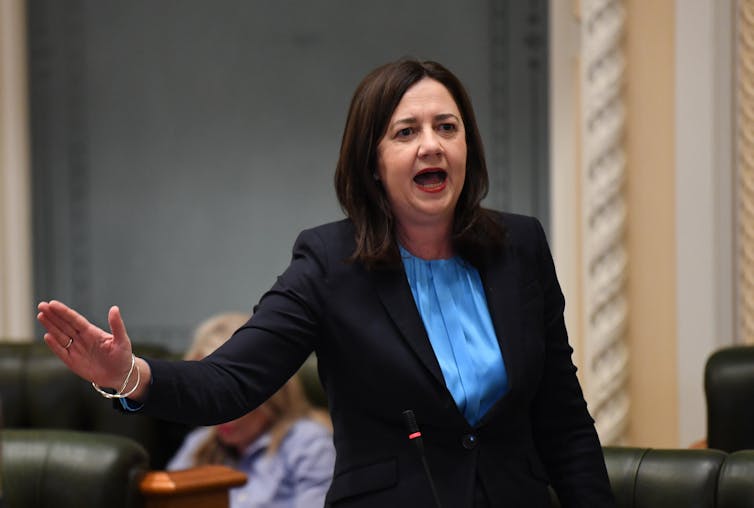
[118,353,136,393]
[91,354,141,399]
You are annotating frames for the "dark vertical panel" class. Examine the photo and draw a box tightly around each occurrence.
[487,0,509,212]
[488,0,549,233]
[525,0,550,232]
[28,0,92,315]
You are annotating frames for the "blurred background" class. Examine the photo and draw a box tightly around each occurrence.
[0,0,745,451]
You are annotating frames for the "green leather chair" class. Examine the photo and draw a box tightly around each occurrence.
[298,354,327,409]
[604,447,727,508]
[704,345,754,452]
[549,447,754,508]
[717,450,754,508]
[1,429,149,508]
[0,342,190,469]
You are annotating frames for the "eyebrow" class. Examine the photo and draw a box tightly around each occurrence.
[390,113,460,128]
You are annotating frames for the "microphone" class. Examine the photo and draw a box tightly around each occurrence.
[402,409,444,508]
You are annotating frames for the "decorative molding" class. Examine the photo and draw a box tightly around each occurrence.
[579,0,629,444]
[739,0,754,345]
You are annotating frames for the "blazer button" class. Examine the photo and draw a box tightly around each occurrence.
[462,433,478,450]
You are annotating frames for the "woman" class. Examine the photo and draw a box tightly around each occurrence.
[167,312,335,508]
[38,59,616,507]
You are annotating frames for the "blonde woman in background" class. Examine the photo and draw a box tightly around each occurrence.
[167,312,335,508]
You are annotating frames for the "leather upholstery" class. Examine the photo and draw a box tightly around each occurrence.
[0,342,190,468]
[602,446,646,508]
[551,447,754,508]
[298,354,327,409]
[717,450,754,508]
[705,345,754,452]
[629,448,725,508]
[1,429,149,508]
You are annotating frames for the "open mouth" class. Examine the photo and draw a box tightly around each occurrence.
[413,169,447,190]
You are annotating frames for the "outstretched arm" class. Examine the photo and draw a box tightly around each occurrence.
[37,300,152,402]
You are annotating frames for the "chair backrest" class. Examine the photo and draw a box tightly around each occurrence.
[602,446,754,508]
[609,447,727,508]
[550,447,754,508]
[1,429,149,508]
[298,354,327,409]
[705,345,754,452]
[717,450,754,508]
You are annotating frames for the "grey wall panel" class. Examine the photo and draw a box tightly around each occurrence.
[29,0,547,351]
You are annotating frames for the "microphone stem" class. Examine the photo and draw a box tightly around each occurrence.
[420,453,444,508]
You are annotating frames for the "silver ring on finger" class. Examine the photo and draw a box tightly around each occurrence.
[64,337,73,350]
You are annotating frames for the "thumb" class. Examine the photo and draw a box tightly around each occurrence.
[108,305,130,343]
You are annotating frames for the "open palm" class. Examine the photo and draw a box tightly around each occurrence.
[37,300,134,388]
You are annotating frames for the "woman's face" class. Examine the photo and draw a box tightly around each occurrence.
[376,77,467,233]
[215,406,272,452]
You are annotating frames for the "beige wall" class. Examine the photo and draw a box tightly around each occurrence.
[623,0,678,447]
[674,0,735,446]
[0,0,33,340]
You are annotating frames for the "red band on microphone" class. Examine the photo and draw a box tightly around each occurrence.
[408,431,422,440]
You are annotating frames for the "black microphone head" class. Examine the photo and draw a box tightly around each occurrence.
[402,409,419,434]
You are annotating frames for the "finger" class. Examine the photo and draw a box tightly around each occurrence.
[49,300,92,334]
[43,332,75,363]
[107,306,130,345]
[37,312,75,348]
[43,332,61,352]
[38,304,79,339]
[41,300,80,335]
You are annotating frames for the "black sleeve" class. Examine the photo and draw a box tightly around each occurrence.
[528,217,616,507]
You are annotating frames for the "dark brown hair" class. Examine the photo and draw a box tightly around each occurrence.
[334,59,504,268]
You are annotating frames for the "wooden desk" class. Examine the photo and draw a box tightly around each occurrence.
[140,464,248,508]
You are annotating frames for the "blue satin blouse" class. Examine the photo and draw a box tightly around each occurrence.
[400,245,508,425]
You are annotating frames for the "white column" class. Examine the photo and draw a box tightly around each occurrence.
[578,0,630,445]
[738,0,754,344]
[551,0,630,445]
[0,0,33,340]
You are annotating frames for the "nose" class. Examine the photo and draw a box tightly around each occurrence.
[417,129,443,159]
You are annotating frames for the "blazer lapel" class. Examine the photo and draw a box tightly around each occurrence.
[369,265,447,389]
[478,248,525,422]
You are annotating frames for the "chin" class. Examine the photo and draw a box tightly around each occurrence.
[418,202,456,218]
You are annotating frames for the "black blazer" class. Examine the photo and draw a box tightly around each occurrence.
[143,212,615,508]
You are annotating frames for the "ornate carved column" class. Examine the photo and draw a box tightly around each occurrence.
[739,0,754,345]
[579,0,629,444]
